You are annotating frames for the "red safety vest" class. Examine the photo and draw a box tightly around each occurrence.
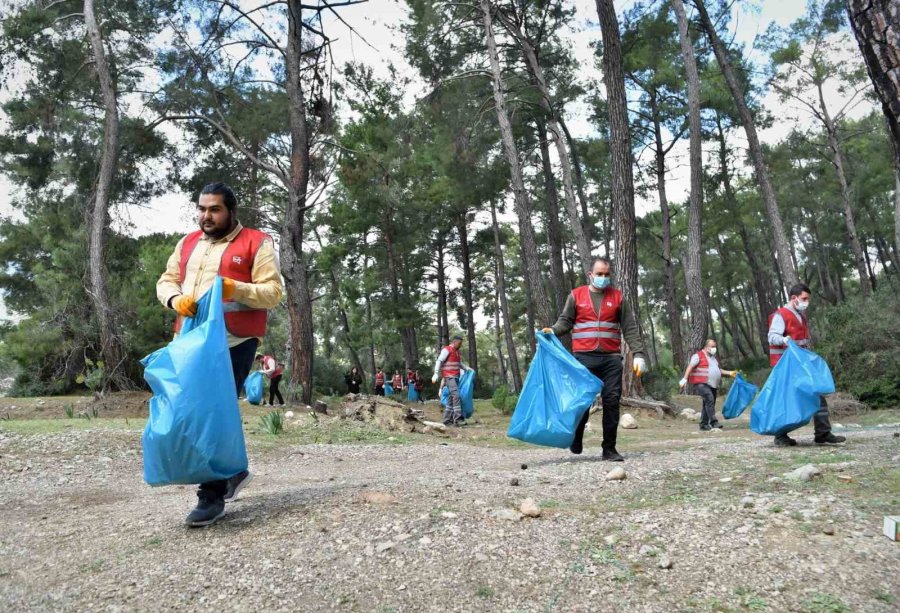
[375,372,385,386]
[441,344,462,377]
[175,227,272,338]
[392,374,402,388]
[768,306,810,366]
[407,371,416,383]
[688,350,711,385]
[571,285,623,353]
[264,355,282,378]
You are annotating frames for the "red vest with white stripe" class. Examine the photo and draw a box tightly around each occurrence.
[571,285,623,353]
[441,344,462,377]
[768,307,810,366]
[375,371,385,386]
[175,227,272,338]
[392,374,402,388]
[264,355,282,378]
[688,350,711,385]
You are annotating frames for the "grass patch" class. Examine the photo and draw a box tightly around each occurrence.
[143,536,163,548]
[80,559,105,573]
[872,590,896,604]
[801,593,849,613]
[475,585,494,598]
[540,499,561,509]
[0,418,143,435]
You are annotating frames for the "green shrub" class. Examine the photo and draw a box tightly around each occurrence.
[259,410,284,435]
[641,365,676,401]
[504,394,519,414]
[492,385,509,411]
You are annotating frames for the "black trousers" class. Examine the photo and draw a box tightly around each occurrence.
[268,374,284,405]
[776,396,832,440]
[695,383,719,427]
[199,338,258,498]
[573,353,623,451]
[374,385,384,396]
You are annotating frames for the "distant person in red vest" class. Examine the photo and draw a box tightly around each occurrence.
[432,335,472,426]
[767,283,845,447]
[392,370,403,390]
[256,353,284,407]
[156,182,283,527]
[542,256,647,462]
[679,339,736,431]
[374,367,386,396]
[413,369,424,402]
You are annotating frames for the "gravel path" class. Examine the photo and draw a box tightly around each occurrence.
[1,420,898,612]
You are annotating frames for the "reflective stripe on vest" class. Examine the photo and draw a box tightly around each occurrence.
[768,306,811,366]
[571,285,623,353]
[688,351,711,385]
[442,345,462,377]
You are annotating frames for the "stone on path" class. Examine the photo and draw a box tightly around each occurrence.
[783,464,821,482]
[519,498,542,518]
[605,467,626,481]
[620,413,638,429]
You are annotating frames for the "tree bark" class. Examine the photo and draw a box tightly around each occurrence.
[673,0,709,350]
[694,0,798,289]
[491,200,522,392]
[537,120,568,312]
[435,237,450,350]
[480,0,553,328]
[456,213,478,373]
[558,117,594,246]
[84,0,126,391]
[493,281,509,387]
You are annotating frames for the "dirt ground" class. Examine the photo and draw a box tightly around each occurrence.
[1,394,899,612]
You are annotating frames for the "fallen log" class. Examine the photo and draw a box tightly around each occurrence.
[619,397,684,419]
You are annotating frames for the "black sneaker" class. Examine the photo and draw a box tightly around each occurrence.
[602,448,625,462]
[569,434,584,455]
[774,435,798,447]
[224,470,253,502]
[185,492,225,527]
[710,421,723,430]
[814,433,847,445]
[700,424,713,432]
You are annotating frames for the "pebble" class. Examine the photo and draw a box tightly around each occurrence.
[783,465,821,482]
[492,508,522,522]
[440,511,457,519]
[639,545,656,556]
[822,525,835,536]
[519,498,542,518]
[521,464,528,470]
[740,496,755,508]
[375,541,395,553]
[605,467,626,481]
[509,478,520,486]
[657,556,673,569]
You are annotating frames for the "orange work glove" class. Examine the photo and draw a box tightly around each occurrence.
[221,277,236,300]
[172,295,197,318]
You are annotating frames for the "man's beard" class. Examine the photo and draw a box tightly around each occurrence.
[202,213,233,239]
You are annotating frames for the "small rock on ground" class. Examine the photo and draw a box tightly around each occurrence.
[605,467,626,481]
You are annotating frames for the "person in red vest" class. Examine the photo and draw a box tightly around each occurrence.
[767,283,845,447]
[256,353,284,407]
[156,182,283,527]
[679,339,736,431]
[374,367,386,396]
[407,368,416,388]
[432,335,472,426]
[414,369,424,403]
[392,370,403,390]
[542,256,647,462]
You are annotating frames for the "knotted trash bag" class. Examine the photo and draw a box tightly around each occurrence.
[722,373,758,419]
[508,333,603,448]
[750,340,835,436]
[141,277,248,486]
[459,369,476,419]
[407,385,419,402]
[244,371,264,405]
[384,382,394,396]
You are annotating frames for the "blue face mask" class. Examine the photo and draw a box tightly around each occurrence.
[592,275,610,290]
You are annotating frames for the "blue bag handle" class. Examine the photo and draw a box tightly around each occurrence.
[180,277,224,335]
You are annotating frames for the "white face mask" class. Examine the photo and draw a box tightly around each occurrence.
[795,300,809,312]
[707,347,717,356]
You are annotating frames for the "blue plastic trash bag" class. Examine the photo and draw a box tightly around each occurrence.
[141,277,248,486]
[244,371,264,405]
[459,369,476,418]
[507,334,603,448]
[440,385,449,407]
[384,382,394,396]
[722,373,758,419]
[751,340,835,436]
[407,385,419,402]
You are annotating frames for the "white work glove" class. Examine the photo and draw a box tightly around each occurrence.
[633,357,647,377]
[679,378,687,388]
[431,374,438,384]
[782,335,791,345]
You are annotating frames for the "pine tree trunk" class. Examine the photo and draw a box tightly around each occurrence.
[84,0,126,391]
[493,282,509,387]
[491,200,523,391]
[480,0,553,328]
[456,214,478,372]
[694,0,798,289]
[435,239,450,350]
[537,120,568,312]
[558,117,593,246]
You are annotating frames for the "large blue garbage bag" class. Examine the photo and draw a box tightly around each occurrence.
[407,386,419,402]
[459,370,476,418]
[244,371,264,405]
[750,340,835,435]
[440,385,449,407]
[384,382,394,396]
[141,277,248,486]
[507,334,603,448]
[722,373,758,419]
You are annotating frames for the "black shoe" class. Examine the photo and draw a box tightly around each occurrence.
[710,421,723,430]
[569,434,584,455]
[700,424,713,432]
[185,492,225,527]
[774,435,798,447]
[602,449,624,462]
[224,470,253,502]
[815,433,846,445]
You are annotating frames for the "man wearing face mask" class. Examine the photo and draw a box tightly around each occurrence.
[156,182,284,526]
[767,283,845,447]
[432,335,472,426]
[679,339,737,431]
[542,257,647,462]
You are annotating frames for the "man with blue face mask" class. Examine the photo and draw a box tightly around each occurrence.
[767,283,845,447]
[679,339,737,431]
[542,257,647,462]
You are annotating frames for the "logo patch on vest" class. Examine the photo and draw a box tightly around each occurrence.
[607,301,613,307]
[232,255,243,264]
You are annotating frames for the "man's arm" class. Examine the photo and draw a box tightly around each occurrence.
[682,353,699,381]
[262,357,276,375]
[550,294,576,336]
[767,312,789,347]
[620,300,647,360]
[156,237,186,309]
[433,348,449,377]
[231,239,284,309]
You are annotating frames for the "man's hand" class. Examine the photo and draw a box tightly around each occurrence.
[222,277,236,300]
[541,327,553,335]
[633,356,647,377]
[172,295,197,318]
[679,377,687,389]
[431,374,438,384]
[782,335,791,345]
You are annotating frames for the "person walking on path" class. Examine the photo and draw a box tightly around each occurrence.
[542,257,647,462]
[257,353,284,407]
[432,335,472,426]
[679,339,736,431]
[156,182,283,527]
[374,367,386,396]
[345,367,362,394]
[767,283,846,447]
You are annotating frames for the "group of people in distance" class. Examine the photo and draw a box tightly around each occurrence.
[155,183,845,528]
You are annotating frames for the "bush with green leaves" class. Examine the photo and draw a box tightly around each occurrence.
[504,394,519,415]
[259,410,284,435]
[640,365,676,401]
[492,385,509,411]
